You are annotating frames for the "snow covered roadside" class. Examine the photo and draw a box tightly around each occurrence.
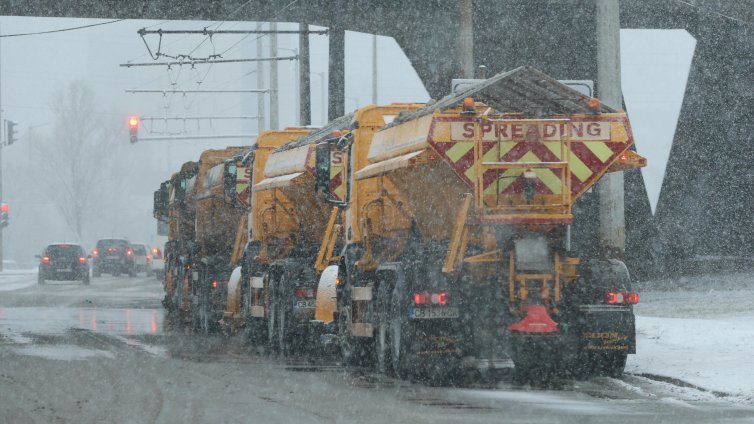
[0,270,38,292]
[627,273,754,403]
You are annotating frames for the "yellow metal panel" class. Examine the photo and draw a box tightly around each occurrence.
[583,141,613,163]
[367,114,433,162]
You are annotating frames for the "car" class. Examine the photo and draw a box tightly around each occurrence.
[92,238,136,278]
[37,243,90,285]
[130,243,152,275]
[150,245,165,279]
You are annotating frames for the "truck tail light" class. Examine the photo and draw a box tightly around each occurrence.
[414,291,450,305]
[126,249,133,257]
[212,280,227,290]
[41,256,50,265]
[79,257,86,264]
[295,288,316,298]
[92,249,99,257]
[604,292,639,305]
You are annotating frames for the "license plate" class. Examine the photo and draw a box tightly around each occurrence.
[294,299,315,309]
[410,306,460,319]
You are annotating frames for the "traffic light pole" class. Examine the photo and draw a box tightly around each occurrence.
[0,22,4,273]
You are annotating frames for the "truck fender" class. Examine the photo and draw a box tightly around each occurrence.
[225,266,243,315]
[315,265,339,324]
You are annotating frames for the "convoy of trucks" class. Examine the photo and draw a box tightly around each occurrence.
[153,66,645,382]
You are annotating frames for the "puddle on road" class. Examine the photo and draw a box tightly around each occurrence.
[0,306,164,338]
[11,344,114,361]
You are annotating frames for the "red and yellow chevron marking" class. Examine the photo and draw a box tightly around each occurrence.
[329,149,348,202]
[426,114,635,200]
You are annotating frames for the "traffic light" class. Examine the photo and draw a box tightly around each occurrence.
[1,203,9,228]
[6,120,17,145]
[128,116,139,143]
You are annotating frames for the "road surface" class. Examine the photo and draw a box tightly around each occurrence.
[0,272,752,423]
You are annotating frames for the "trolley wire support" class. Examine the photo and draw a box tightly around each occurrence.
[120,56,297,68]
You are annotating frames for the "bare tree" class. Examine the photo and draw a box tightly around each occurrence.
[36,81,121,242]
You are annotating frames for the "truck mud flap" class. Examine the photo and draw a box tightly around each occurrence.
[577,305,636,354]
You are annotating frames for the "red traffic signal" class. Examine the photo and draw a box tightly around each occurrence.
[1,203,8,213]
[128,116,139,143]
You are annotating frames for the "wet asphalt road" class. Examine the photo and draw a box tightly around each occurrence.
[0,273,753,423]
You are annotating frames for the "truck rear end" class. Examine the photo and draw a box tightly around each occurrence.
[323,67,645,381]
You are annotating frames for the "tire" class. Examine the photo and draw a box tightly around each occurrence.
[277,294,290,355]
[375,282,393,375]
[267,286,279,353]
[38,273,45,285]
[390,282,411,379]
[192,289,210,335]
[338,294,374,367]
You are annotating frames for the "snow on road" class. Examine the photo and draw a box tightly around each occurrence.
[628,273,754,403]
[1,270,753,405]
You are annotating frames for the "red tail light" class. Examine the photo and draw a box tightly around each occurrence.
[107,247,116,253]
[212,280,218,289]
[146,256,152,264]
[294,288,317,298]
[126,249,133,256]
[151,247,162,259]
[79,257,86,264]
[414,292,450,305]
[92,249,99,257]
[604,292,639,305]
[41,256,50,265]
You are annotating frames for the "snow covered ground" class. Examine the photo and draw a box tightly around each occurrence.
[628,273,754,403]
[0,269,38,292]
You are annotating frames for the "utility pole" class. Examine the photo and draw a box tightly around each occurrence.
[328,28,345,121]
[372,34,378,104]
[299,23,311,126]
[269,22,279,130]
[256,22,266,133]
[458,0,474,78]
[596,0,625,258]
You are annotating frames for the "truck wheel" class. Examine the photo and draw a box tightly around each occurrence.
[192,291,210,334]
[277,296,291,355]
[38,273,45,285]
[267,282,279,354]
[375,282,393,375]
[338,295,374,367]
[390,283,411,379]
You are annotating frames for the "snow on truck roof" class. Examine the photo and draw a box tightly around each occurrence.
[273,112,356,153]
[384,66,616,130]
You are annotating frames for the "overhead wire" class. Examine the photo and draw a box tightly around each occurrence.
[0,19,124,38]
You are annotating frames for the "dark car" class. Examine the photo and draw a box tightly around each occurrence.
[37,243,90,285]
[92,238,136,278]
